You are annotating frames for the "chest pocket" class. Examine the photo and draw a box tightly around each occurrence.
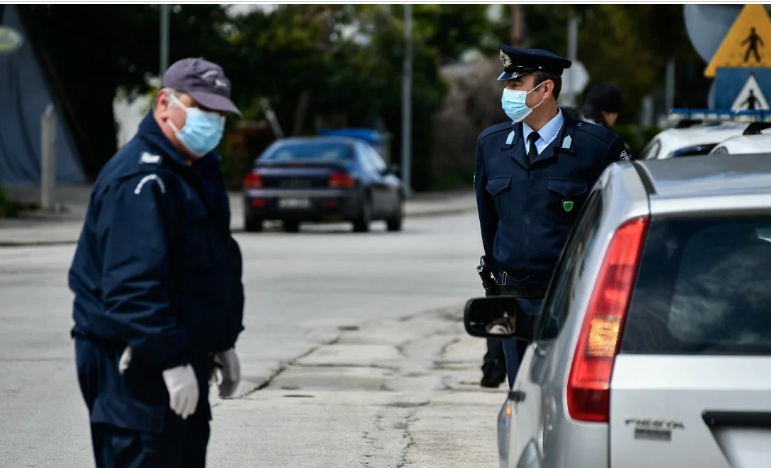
[179,199,221,273]
[486,176,512,220]
[548,178,588,216]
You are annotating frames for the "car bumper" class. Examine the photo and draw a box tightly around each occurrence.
[243,188,363,221]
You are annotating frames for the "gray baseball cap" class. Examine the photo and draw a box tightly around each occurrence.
[162,57,242,117]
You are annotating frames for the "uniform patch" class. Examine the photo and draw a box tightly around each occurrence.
[140,152,162,164]
[619,150,629,160]
[134,174,166,195]
[561,135,572,149]
[506,130,515,145]
[562,200,574,212]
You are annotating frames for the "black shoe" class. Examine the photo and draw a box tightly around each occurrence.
[480,372,506,388]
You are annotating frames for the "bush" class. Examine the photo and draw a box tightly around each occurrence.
[0,186,18,218]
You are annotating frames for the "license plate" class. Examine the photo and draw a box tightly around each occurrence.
[278,198,310,209]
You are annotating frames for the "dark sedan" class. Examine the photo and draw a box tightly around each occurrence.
[242,137,405,233]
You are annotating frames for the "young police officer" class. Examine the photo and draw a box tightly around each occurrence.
[475,45,628,387]
[69,58,244,467]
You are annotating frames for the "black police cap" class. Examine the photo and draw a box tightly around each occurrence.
[497,45,572,81]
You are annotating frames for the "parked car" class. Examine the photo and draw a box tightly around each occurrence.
[242,136,404,233]
[465,154,771,468]
[638,121,746,160]
[710,122,771,155]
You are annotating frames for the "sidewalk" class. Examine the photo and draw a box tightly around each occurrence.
[0,185,477,246]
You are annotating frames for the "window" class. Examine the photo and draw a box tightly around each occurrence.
[639,140,661,160]
[669,143,717,157]
[536,189,604,341]
[622,216,771,355]
[360,144,386,174]
[261,142,354,163]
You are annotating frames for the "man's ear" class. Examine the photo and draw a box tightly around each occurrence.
[541,79,555,100]
[155,88,172,117]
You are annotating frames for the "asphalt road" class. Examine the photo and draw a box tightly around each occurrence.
[0,211,505,467]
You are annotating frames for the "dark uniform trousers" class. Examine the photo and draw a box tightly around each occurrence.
[75,337,212,468]
[496,291,544,388]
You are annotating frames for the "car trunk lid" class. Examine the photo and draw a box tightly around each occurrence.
[255,162,351,189]
[610,356,771,468]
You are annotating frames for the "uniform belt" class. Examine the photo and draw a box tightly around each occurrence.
[496,271,546,297]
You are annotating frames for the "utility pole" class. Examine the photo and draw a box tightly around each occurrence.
[510,5,527,48]
[160,4,170,74]
[401,5,413,195]
[563,15,580,107]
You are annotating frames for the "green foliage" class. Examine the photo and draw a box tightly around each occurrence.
[18,4,707,189]
[0,186,18,218]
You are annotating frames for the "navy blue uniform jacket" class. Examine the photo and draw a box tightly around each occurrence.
[69,113,244,370]
[475,110,626,290]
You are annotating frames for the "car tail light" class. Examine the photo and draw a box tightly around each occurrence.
[243,171,263,189]
[567,216,649,423]
[328,171,354,189]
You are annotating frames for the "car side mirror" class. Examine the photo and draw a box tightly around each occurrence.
[463,296,534,341]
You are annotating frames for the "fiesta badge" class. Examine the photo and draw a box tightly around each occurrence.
[562,200,575,212]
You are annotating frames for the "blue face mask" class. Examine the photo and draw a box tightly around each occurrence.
[501,81,545,122]
[168,94,225,157]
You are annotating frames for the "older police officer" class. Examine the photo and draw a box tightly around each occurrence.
[475,45,627,387]
[69,57,244,467]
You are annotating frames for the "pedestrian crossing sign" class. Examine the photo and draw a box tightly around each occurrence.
[731,73,769,111]
[705,4,771,78]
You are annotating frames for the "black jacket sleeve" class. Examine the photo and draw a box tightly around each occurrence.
[97,173,189,370]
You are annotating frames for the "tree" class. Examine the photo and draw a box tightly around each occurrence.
[19,4,232,178]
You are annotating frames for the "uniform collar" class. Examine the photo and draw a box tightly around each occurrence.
[522,108,564,148]
[136,112,190,167]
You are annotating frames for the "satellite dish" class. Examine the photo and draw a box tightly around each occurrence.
[0,26,23,53]
[684,4,743,63]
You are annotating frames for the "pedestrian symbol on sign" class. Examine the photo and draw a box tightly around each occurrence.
[731,73,770,111]
[742,27,765,63]
[742,89,761,110]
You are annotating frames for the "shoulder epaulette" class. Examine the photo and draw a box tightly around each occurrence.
[574,120,617,144]
[479,121,514,142]
[139,151,163,165]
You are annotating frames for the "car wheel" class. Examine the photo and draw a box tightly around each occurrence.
[244,216,263,232]
[283,220,300,233]
[352,196,372,233]
[386,199,403,232]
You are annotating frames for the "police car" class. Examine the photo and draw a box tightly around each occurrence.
[638,121,747,160]
[709,122,771,155]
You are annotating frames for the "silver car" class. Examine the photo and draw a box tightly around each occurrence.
[465,154,771,468]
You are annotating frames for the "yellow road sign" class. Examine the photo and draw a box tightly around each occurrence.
[705,4,771,78]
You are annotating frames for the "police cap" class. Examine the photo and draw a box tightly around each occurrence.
[497,45,572,81]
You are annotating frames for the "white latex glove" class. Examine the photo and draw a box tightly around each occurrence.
[162,365,199,419]
[118,346,133,375]
[213,348,240,398]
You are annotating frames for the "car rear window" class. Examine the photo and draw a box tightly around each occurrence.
[261,142,353,163]
[621,216,771,355]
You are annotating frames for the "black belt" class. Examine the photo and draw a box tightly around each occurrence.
[495,271,546,297]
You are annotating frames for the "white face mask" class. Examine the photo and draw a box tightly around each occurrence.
[501,81,545,122]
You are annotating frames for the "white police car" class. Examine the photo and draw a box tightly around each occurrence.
[638,121,747,160]
[709,122,771,155]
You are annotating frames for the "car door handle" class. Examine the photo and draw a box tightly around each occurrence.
[508,390,526,403]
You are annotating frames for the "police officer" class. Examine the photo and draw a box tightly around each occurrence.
[69,57,244,467]
[475,45,627,387]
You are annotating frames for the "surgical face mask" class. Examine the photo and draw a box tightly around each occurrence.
[167,94,225,158]
[501,81,545,122]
